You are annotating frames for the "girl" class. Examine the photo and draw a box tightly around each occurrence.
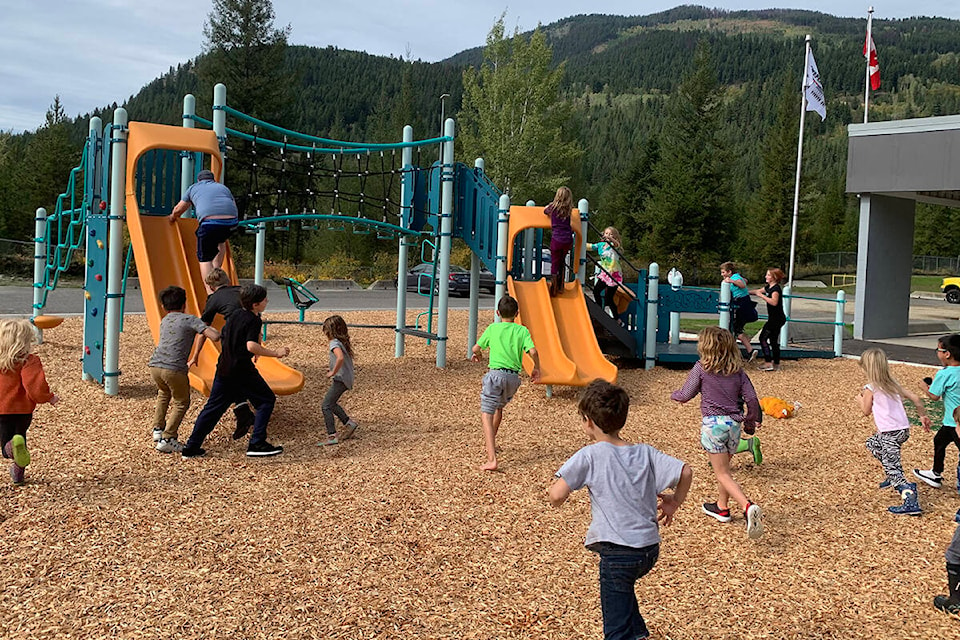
[671,326,764,538]
[752,268,786,371]
[0,319,59,485]
[587,226,624,317]
[720,262,757,360]
[544,186,574,297]
[320,315,358,446]
[857,348,930,515]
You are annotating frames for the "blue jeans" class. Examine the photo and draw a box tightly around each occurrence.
[591,541,660,640]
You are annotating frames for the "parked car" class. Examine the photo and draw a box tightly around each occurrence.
[942,277,960,304]
[403,263,496,296]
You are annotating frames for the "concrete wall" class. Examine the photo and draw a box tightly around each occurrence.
[854,194,916,340]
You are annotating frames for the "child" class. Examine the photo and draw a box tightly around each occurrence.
[149,286,220,453]
[914,334,960,491]
[751,268,786,372]
[720,262,757,360]
[471,294,541,471]
[671,326,765,538]
[549,380,693,640]
[857,348,930,515]
[182,284,289,458]
[934,504,960,615]
[587,226,624,318]
[192,267,255,440]
[543,186,574,297]
[318,315,359,446]
[0,318,59,485]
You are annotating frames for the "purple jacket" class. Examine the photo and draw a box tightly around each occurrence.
[545,204,574,245]
[671,361,762,427]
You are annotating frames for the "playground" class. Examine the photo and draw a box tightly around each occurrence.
[3,310,959,638]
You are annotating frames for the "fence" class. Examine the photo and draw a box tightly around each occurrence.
[815,252,960,274]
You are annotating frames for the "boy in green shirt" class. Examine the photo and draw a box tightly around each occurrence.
[472,295,540,471]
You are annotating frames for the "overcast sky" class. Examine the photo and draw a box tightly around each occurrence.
[2,1,958,133]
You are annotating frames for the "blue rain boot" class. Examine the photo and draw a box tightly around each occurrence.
[888,482,921,516]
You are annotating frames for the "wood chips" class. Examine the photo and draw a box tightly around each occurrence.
[2,311,959,639]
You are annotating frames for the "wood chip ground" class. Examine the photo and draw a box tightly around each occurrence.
[2,311,959,638]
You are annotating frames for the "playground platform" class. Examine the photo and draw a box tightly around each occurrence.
[654,340,835,364]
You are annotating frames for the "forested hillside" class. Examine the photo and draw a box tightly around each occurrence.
[3,5,960,279]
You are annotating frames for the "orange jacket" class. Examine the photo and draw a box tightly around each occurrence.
[0,354,54,414]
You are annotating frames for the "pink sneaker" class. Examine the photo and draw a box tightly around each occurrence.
[2,439,11,459]
[10,463,24,485]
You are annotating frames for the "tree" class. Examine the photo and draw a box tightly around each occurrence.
[643,41,732,270]
[200,0,291,121]
[601,136,660,257]
[458,15,581,203]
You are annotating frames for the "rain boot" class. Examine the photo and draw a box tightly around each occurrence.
[888,482,921,516]
[735,437,763,465]
[735,438,751,454]
[933,562,960,615]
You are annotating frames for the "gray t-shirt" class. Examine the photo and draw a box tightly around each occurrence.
[329,338,355,389]
[148,312,208,373]
[180,179,238,222]
[556,441,685,549]
[947,517,960,565]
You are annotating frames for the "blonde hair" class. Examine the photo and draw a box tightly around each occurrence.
[859,348,905,398]
[550,187,573,220]
[0,319,36,372]
[697,326,743,376]
[603,226,622,249]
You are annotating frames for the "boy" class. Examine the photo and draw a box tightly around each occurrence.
[914,334,960,490]
[549,380,693,640]
[191,267,255,440]
[934,507,960,616]
[182,284,289,458]
[148,286,220,453]
[471,295,540,471]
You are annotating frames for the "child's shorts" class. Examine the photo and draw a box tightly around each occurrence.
[480,369,521,414]
[700,415,741,454]
[196,220,237,262]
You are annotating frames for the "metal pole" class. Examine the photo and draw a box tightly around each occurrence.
[524,200,535,279]
[181,94,196,198]
[668,268,682,345]
[396,126,414,357]
[864,7,874,124]
[719,281,732,330]
[787,36,812,293]
[644,262,659,370]
[834,289,846,357]
[779,284,791,349]
[33,207,47,343]
[577,198,589,284]
[495,193,511,319]
[213,84,227,182]
[435,118,455,368]
[104,108,128,396]
[468,252,480,359]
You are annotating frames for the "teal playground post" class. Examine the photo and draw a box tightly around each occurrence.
[395,126,414,358]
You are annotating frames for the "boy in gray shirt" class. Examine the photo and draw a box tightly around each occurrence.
[549,380,692,640]
[148,286,219,453]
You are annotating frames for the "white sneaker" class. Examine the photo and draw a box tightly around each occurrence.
[156,438,184,453]
[746,503,764,539]
[152,428,163,442]
[913,469,943,489]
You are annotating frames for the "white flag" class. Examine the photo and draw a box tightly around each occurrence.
[804,49,827,121]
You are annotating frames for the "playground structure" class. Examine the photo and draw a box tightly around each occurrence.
[30,84,841,397]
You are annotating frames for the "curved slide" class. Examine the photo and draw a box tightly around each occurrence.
[504,203,617,386]
[125,122,304,396]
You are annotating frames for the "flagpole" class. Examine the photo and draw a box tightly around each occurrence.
[787,35,811,293]
[864,6,874,123]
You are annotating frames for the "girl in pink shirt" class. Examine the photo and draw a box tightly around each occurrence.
[857,348,930,515]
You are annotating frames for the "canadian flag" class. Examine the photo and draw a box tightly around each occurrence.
[864,34,880,90]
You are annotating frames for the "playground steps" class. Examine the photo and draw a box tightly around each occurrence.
[585,296,637,358]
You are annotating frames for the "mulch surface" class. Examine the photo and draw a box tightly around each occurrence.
[3,311,960,639]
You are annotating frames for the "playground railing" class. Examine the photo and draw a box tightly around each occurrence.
[780,287,846,357]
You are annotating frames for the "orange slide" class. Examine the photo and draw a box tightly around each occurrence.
[125,122,304,396]
[506,206,617,386]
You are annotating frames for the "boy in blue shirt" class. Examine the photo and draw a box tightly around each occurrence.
[549,380,693,640]
[915,334,960,492]
[471,295,540,472]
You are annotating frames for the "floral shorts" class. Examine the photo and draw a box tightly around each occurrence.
[700,415,741,454]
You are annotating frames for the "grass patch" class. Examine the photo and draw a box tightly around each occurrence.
[679,319,764,334]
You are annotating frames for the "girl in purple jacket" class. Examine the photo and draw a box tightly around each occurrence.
[544,186,574,297]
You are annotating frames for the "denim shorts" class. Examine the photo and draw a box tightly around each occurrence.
[480,369,521,414]
[196,220,237,262]
[700,415,741,454]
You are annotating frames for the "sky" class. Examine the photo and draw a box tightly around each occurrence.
[2,1,959,133]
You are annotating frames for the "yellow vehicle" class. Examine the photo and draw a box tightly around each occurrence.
[942,277,960,304]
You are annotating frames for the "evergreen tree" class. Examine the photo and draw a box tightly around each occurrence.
[643,41,732,270]
[458,14,581,204]
[200,0,291,121]
[601,136,660,258]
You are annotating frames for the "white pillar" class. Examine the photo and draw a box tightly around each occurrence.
[779,284,791,349]
[524,200,535,279]
[719,281,732,330]
[834,289,846,357]
[395,126,414,357]
[577,198,589,284]
[494,193,511,321]
[103,108,128,396]
[213,84,227,181]
[668,268,682,345]
[644,263,659,370]
[181,94,196,197]
[33,207,47,343]
[434,118,455,368]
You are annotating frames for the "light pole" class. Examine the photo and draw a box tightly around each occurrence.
[439,93,450,161]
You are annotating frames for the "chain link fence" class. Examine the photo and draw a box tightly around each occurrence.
[0,238,35,278]
[815,252,960,274]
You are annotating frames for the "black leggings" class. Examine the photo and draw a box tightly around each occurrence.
[594,281,618,317]
[758,318,786,365]
[933,425,960,475]
[0,414,32,455]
